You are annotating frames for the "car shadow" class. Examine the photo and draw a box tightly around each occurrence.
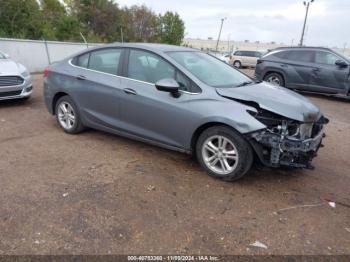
[0,98,31,109]
[77,128,309,184]
[240,165,305,184]
[299,91,350,103]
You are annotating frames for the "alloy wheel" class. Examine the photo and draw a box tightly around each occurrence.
[57,101,76,130]
[266,76,281,86]
[201,135,239,175]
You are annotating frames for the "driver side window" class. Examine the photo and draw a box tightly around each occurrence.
[127,49,189,91]
[315,51,339,65]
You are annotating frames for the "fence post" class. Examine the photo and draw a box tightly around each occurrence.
[44,39,51,65]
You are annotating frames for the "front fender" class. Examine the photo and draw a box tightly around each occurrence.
[183,103,267,150]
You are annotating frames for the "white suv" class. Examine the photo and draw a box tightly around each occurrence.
[230,50,263,68]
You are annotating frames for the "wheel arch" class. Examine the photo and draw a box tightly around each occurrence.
[190,122,240,156]
[263,69,287,85]
[52,92,69,115]
[233,60,242,66]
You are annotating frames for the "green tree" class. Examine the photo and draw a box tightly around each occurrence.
[65,0,122,42]
[157,12,185,45]
[55,15,81,41]
[0,0,43,39]
[40,0,67,40]
[0,0,186,44]
[120,5,158,42]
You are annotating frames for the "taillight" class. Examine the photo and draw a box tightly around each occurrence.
[43,67,49,77]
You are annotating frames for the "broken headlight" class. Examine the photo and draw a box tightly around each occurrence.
[247,109,302,138]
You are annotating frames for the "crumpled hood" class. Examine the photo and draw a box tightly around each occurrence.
[0,59,23,75]
[216,82,321,122]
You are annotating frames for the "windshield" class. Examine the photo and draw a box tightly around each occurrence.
[331,49,350,62]
[168,51,252,88]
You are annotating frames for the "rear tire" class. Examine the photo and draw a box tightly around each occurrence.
[196,126,253,181]
[55,95,84,134]
[264,72,285,87]
[233,61,242,68]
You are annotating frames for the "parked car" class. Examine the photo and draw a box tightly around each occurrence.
[255,47,350,96]
[230,50,263,68]
[0,51,32,101]
[43,43,328,181]
[219,53,231,64]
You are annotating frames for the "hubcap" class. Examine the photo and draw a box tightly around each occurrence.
[234,62,240,68]
[201,135,239,175]
[267,76,281,86]
[57,101,75,130]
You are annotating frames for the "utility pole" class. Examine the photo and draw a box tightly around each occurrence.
[299,0,314,46]
[227,34,231,53]
[120,27,124,43]
[215,17,227,52]
[80,32,88,48]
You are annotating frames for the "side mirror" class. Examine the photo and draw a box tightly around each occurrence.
[335,60,348,67]
[155,78,180,98]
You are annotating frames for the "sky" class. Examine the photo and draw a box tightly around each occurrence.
[116,0,349,48]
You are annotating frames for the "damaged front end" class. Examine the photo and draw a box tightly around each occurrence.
[247,109,329,169]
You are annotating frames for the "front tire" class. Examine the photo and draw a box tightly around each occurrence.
[196,126,253,181]
[55,96,84,134]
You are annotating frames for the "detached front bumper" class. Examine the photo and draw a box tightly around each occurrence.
[0,75,33,101]
[249,124,326,169]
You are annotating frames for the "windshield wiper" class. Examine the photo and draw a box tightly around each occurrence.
[235,81,254,87]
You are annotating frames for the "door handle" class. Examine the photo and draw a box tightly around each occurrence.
[76,75,86,80]
[123,88,137,95]
[312,68,320,72]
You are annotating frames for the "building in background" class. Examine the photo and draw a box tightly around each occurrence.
[183,38,350,56]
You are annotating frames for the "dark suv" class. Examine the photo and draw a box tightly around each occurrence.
[255,47,350,95]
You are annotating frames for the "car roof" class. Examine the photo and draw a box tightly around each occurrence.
[100,42,194,52]
[273,46,333,52]
[234,50,259,52]
[67,43,196,60]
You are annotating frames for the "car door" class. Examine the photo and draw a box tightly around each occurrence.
[283,50,315,90]
[232,51,242,65]
[241,51,250,66]
[310,50,349,94]
[69,48,124,129]
[118,49,197,149]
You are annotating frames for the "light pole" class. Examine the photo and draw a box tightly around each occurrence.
[215,17,227,52]
[299,0,314,46]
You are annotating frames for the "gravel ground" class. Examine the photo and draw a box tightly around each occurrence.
[0,73,349,255]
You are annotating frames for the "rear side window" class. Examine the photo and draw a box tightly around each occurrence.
[315,51,339,65]
[273,51,286,59]
[285,50,314,63]
[88,49,122,75]
[76,53,89,68]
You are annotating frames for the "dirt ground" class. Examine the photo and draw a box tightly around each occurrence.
[0,73,349,255]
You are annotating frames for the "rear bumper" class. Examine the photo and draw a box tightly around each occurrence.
[0,75,33,101]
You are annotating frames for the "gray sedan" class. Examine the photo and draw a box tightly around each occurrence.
[43,43,328,181]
